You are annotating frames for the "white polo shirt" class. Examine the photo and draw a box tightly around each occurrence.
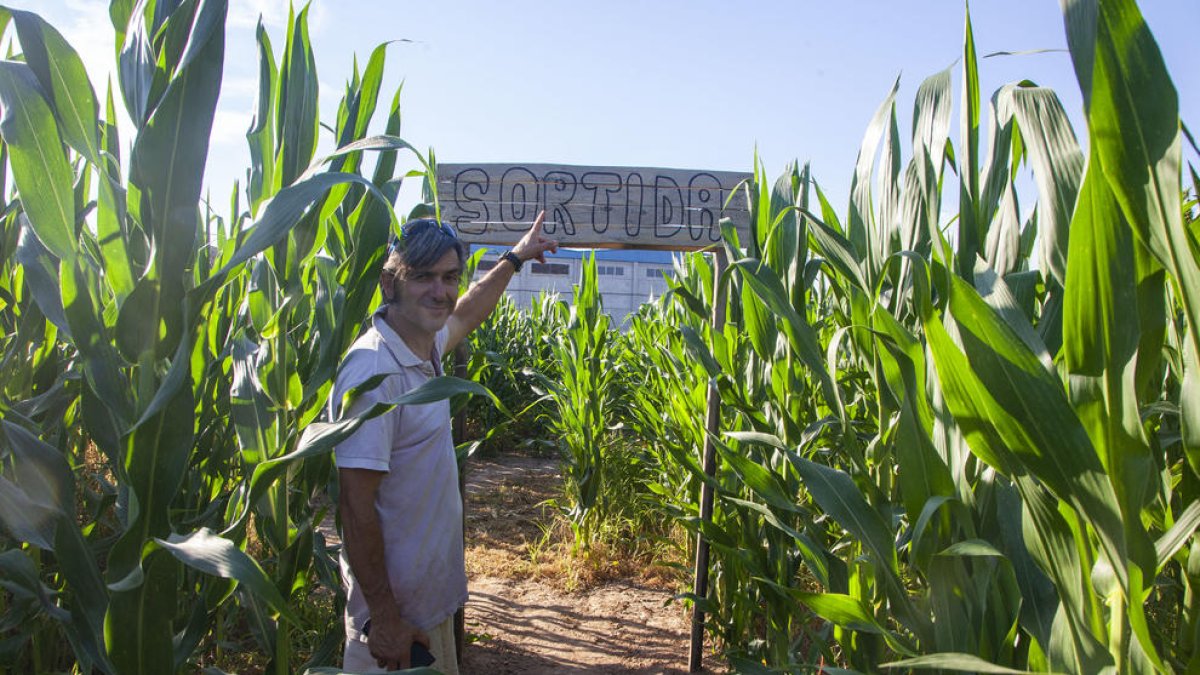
[331,313,467,638]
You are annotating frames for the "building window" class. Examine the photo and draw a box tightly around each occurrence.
[597,265,625,276]
[477,260,498,272]
[645,267,666,279]
[531,262,570,276]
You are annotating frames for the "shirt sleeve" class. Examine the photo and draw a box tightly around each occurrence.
[332,353,397,473]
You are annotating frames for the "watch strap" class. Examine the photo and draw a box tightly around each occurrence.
[500,251,523,272]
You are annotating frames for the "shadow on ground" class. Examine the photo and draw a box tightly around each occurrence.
[461,581,695,674]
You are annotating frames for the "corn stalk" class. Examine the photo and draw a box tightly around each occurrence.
[0,3,482,672]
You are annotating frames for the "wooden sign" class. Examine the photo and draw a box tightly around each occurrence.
[437,163,751,250]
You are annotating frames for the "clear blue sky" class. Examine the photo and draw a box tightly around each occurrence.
[9,0,1199,216]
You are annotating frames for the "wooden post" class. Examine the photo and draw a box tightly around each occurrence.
[453,342,470,666]
[689,250,726,672]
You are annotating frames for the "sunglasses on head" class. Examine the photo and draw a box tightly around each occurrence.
[387,218,458,255]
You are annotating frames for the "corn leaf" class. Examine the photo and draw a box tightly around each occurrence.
[957,5,982,278]
[114,0,156,127]
[0,474,57,549]
[1066,0,1200,465]
[925,270,1132,588]
[753,576,917,657]
[768,164,805,309]
[927,539,1022,657]
[155,528,301,625]
[872,325,954,524]
[199,171,398,300]
[679,325,721,379]
[105,551,177,675]
[1016,475,1111,672]
[1064,145,1157,575]
[1156,500,1200,566]
[1,419,73,516]
[976,86,1019,254]
[51,517,112,673]
[126,0,225,361]
[0,60,76,260]
[972,265,1052,371]
[1010,86,1083,289]
[732,257,835,409]
[849,75,900,272]
[95,82,136,299]
[227,376,494,533]
[788,453,929,638]
[106,382,195,586]
[713,438,800,515]
[275,3,319,189]
[882,652,1044,674]
[313,134,426,177]
[247,19,278,215]
[114,275,170,360]
[982,178,1020,279]
[900,67,952,260]
[791,455,895,571]
[803,206,869,292]
[877,96,903,268]
[229,334,274,461]
[14,220,69,338]
[7,7,99,162]
[723,495,829,586]
[0,549,67,621]
[992,481,1058,651]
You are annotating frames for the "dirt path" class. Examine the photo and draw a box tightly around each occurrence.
[459,455,698,674]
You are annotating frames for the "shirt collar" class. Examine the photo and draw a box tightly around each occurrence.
[372,312,426,368]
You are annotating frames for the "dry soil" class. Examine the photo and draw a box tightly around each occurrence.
[458,455,705,674]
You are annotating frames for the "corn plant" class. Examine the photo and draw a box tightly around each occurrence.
[613,1,1200,672]
[460,290,562,456]
[2,0,1196,673]
[399,0,1195,667]
[542,255,624,549]
[0,3,489,672]
[623,294,712,532]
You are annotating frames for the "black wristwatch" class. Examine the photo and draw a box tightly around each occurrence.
[500,251,523,272]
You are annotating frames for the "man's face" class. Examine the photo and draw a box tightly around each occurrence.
[387,248,463,337]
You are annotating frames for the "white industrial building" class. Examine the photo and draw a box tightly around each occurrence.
[471,247,677,326]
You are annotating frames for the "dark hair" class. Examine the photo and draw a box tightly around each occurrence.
[382,219,466,277]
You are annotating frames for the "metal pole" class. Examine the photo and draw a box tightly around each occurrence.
[689,250,726,672]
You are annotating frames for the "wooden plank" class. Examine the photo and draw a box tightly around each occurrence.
[438,163,751,251]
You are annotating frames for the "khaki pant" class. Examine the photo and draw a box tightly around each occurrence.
[342,616,459,674]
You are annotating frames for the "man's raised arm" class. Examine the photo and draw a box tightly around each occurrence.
[445,210,558,351]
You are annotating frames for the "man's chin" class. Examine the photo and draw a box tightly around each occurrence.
[419,312,450,332]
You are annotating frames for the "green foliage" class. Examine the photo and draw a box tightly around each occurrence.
[616,2,1197,671]
[460,289,561,456]
[0,4,475,673]
[543,255,621,548]
[1,1,1198,674]
[497,1,1200,672]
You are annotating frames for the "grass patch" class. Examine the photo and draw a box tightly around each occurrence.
[463,453,688,593]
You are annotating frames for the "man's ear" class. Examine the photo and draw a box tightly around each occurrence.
[379,273,394,302]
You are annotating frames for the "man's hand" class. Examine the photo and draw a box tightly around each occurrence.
[444,209,560,352]
[369,612,431,671]
[511,210,559,264]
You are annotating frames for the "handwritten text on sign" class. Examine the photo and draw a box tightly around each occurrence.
[438,163,751,250]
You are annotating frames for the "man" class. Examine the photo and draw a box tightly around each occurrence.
[332,212,557,673]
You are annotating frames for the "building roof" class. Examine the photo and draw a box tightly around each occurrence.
[469,245,676,264]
